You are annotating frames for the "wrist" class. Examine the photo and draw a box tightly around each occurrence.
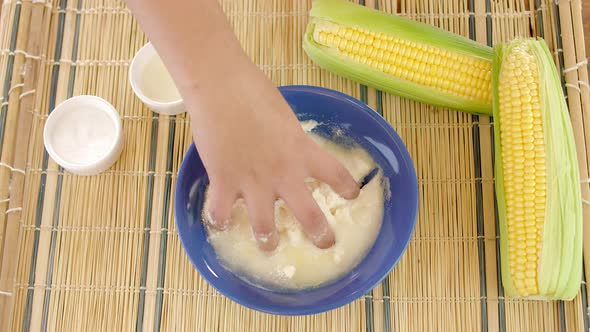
[183,59,268,115]
[176,48,254,91]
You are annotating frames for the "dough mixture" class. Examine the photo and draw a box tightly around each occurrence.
[204,122,386,290]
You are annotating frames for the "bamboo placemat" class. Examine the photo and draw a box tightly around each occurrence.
[0,0,589,331]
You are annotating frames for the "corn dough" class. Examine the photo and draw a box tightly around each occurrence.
[204,123,385,290]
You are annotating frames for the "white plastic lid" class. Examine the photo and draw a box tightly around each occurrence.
[43,95,124,176]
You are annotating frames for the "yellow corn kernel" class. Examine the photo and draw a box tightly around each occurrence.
[311,21,492,105]
[497,43,545,297]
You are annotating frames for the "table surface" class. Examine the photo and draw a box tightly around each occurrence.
[0,2,589,331]
[585,1,589,67]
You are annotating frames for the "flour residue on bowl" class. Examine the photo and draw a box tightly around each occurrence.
[203,122,386,290]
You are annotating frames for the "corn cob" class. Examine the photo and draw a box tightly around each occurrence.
[303,0,494,115]
[493,38,582,300]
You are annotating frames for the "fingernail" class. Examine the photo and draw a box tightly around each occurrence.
[255,230,279,251]
[257,231,271,242]
[339,186,360,200]
[311,223,335,249]
[217,219,230,230]
[206,212,230,230]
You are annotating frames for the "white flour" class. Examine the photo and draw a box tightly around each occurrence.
[50,107,117,165]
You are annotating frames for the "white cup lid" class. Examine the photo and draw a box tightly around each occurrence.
[43,95,124,176]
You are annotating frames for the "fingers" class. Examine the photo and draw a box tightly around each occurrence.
[280,182,335,249]
[243,189,279,252]
[308,149,360,200]
[204,182,238,231]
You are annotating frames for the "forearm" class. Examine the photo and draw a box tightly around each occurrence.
[125,0,256,118]
[126,0,359,252]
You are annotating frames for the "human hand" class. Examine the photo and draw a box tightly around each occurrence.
[190,63,359,251]
[124,0,358,252]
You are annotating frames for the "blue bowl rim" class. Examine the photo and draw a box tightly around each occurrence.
[174,84,419,316]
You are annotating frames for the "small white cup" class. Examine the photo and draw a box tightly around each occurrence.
[129,42,185,115]
[43,95,124,176]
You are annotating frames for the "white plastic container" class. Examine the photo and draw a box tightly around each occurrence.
[129,42,185,115]
[43,95,124,176]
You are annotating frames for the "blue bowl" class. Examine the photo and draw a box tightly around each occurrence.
[174,85,418,316]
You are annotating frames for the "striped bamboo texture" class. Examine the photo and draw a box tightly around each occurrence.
[0,0,589,331]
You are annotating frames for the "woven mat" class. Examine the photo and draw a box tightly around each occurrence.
[0,0,589,331]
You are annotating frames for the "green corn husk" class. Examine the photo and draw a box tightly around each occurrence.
[303,0,494,115]
[493,38,582,300]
